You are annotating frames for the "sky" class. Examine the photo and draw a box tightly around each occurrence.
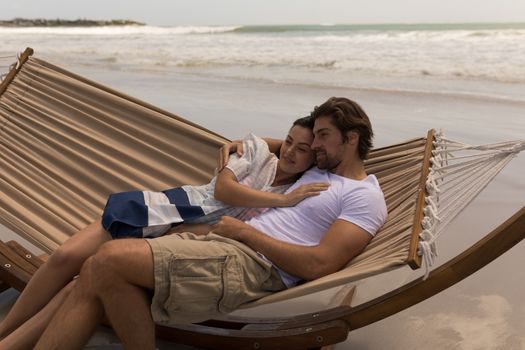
[2,0,525,26]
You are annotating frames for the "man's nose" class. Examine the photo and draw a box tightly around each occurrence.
[311,137,320,150]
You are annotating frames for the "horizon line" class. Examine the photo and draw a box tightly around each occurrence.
[1,17,525,27]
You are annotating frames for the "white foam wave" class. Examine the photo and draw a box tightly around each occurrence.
[2,24,523,39]
[1,25,523,94]
[310,28,525,42]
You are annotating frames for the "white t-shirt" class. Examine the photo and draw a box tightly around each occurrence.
[246,167,388,287]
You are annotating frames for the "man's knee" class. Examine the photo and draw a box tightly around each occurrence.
[89,240,123,271]
[79,239,154,292]
[77,241,122,287]
[85,240,144,280]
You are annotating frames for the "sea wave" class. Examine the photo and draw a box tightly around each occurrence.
[1,22,523,98]
[51,51,525,85]
[2,23,525,36]
[232,23,525,33]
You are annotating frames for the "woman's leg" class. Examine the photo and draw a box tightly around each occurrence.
[0,281,76,350]
[0,220,111,338]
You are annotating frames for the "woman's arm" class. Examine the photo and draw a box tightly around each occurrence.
[217,138,282,171]
[262,138,283,156]
[214,168,329,208]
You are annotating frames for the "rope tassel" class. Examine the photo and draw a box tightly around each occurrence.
[418,132,524,278]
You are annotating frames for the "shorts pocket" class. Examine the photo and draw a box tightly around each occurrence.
[164,256,224,315]
[218,255,242,313]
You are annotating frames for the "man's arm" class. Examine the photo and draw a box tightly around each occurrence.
[212,217,372,281]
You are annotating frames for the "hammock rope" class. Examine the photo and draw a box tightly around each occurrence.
[419,132,525,277]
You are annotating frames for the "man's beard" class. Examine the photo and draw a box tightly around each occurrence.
[315,152,342,171]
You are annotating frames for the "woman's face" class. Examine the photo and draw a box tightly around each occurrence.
[278,125,315,175]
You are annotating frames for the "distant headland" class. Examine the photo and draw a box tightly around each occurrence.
[0,18,145,27]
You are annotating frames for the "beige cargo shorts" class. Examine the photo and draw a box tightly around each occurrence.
[146,232,286,325]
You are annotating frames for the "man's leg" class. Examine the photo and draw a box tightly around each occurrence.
[93,239,156,349]
[34,239,156,350]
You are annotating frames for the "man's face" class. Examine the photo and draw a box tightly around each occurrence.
[311,116,348,170]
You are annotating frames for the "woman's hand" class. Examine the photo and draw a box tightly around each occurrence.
[217,140,244,171]
[280,183,330,207]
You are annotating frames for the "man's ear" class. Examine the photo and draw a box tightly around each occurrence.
[346,130,359,145]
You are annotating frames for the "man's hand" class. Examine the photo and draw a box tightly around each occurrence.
[217,140,244,172]
[211,216,252,241]
[169,223,213,236]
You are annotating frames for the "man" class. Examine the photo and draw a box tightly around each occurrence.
[34,97,387,349]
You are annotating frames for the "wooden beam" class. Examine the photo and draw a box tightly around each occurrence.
[0,241,38,275]
[407,129,436,269]
[240,306,352,332]
[345,206,525,330]
[0,47,33,97]
[0,252,32,291]
[157,320,349,350]
[0,240,43,292]
[6,240,46,269]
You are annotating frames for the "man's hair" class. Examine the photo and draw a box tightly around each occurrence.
[310,97,373,160]
[292,115,315,129]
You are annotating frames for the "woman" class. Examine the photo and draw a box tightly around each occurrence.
[0,116,328,349]
[102,116,324,239]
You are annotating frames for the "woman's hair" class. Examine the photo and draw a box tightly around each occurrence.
[292,115,315,129]
[310,97,373,160]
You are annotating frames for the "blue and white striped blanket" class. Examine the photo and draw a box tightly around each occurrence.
[102,187,207,239]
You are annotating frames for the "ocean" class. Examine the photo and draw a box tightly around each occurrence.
[1,22,524,350]
[2,23,525,102]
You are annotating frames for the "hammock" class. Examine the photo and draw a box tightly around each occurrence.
[1,48,524,349]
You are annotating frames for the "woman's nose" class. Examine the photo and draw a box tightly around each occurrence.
[284,146,295,156]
